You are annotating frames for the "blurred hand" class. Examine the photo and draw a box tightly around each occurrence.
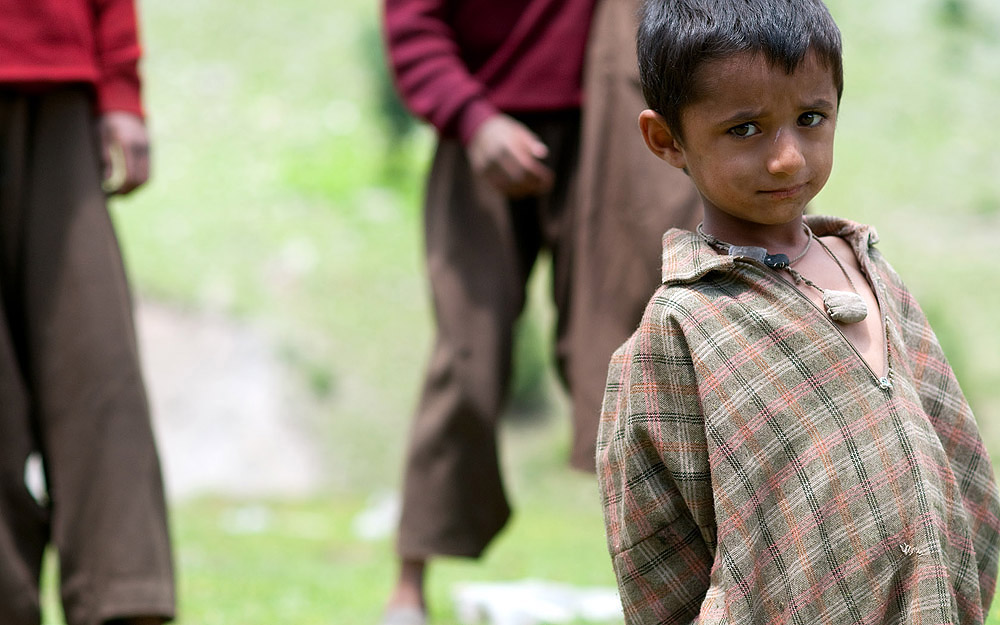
[467,114,554,199]
[98,112,151,195]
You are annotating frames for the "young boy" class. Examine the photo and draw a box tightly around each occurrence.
[597,1,1000,624]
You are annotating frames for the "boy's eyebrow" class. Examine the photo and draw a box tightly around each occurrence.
[802,97,837,110]
[718,109,764,125]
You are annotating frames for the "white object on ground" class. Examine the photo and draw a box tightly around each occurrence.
[453,579,623,625]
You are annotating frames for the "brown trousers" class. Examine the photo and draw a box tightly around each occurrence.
[397,0,701,560]
[0,89,175,625]
[565,0,702,472]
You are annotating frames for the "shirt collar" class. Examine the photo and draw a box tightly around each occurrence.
[661,215,879,285]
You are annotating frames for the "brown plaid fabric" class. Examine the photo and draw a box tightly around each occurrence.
[597,215,1000,625]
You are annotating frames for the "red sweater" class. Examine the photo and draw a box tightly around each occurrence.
[383,0,595,144]
[0,0,144,116]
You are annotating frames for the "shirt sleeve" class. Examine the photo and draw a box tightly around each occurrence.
[382,0,498,144]
[875,253,1000,613]
[91,0,144,116]
[597,295,717,625]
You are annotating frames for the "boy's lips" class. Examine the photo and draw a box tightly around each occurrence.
[760,183,806,199]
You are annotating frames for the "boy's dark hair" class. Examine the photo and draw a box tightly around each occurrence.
[638,0,843,140]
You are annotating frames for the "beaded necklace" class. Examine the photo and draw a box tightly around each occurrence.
[697,223,868,324]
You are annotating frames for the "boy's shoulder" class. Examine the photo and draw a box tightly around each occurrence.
[634,228,733,338]
[658,226,734,289]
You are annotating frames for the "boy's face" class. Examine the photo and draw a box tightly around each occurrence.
[641,50,838,229]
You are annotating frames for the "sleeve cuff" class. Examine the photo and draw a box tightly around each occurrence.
[96,70,144,118]
[456,99,500,146]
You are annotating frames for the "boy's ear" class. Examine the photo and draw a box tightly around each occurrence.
[638,109,686,170]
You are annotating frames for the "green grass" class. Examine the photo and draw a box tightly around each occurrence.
[41,416,618,624]
[170,474,616,625]
[42,0,1000,622]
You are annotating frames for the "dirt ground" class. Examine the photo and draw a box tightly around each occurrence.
[136,300,326,500]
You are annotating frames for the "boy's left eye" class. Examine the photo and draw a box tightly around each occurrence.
[728,123,760,138]
[799,112,825,127]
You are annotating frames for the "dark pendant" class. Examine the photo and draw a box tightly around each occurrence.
[727,245,790,269]
[763,253,791,270]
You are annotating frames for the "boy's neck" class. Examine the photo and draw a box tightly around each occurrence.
[700,214,810,260]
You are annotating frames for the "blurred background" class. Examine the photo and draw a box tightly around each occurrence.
[41,0,1000,623]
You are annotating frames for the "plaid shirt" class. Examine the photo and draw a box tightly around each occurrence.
[598,215,1000,625]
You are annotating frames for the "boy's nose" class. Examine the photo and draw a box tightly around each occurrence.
[766,129,805,175]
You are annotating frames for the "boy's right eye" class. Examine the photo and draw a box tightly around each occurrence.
[728,123,760,138]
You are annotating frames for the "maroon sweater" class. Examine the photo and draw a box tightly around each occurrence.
[0,0,144,116]
[383,0,595,144]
